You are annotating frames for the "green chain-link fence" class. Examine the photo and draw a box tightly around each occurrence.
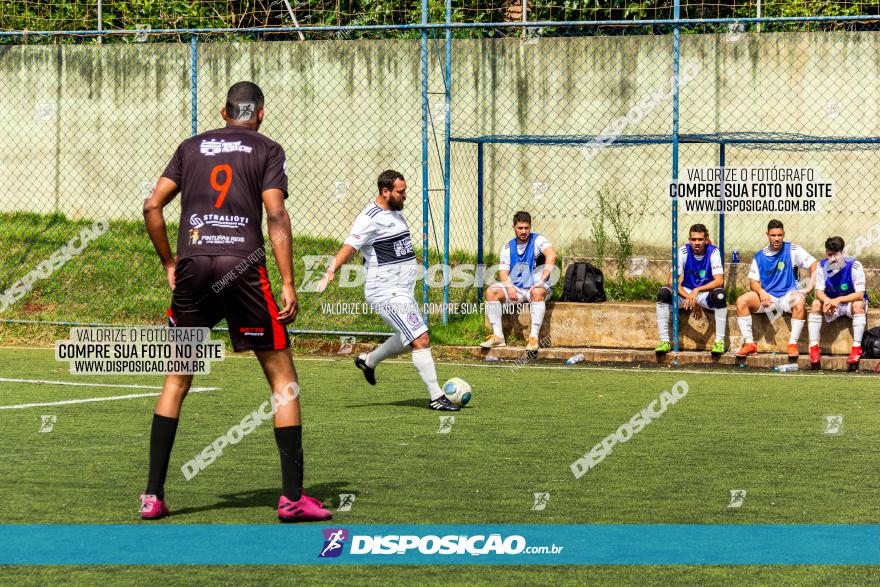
[3,15,880,340]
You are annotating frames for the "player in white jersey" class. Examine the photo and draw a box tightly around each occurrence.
[319,170,459,411]
[654,224,728,356]
[807,236,868,369]
[480,211,557,352]
[735,219,817,360]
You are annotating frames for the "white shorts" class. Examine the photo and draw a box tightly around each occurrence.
[759,289,804,315]
[367,292,427,346]
[682,286,713,311]
[821,300,868,323]
[495,284,552,303]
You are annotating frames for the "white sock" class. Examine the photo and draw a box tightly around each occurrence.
[714,306,728,341]
[366,334,406,368]
[737,316,753,343]
[789,319,805,345]
[808,313,822,346]
[529,301,546,338]
[656,303,670,341]
[853,314,867,347]
[486,301,504,338]
[412,347,443,400]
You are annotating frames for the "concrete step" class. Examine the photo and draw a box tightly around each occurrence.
[496,301,877,355]
[454,344,875,372]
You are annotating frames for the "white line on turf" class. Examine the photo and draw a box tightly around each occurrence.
[0,377,218,391]
[0,387,217,410]
[0,347,872,380]
[224,355,874,379]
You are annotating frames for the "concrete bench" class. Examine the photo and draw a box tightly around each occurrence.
[495,301,878,354]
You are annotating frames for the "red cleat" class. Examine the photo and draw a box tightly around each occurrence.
[848,346,863,364]
[809,345,820,365]
[736,342,758,357]
[787,344,799,359]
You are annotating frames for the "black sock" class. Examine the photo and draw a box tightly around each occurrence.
[145,414,179,500]
[274,425,303,501]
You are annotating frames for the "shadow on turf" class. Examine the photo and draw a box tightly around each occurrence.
[171,482,354,516]
[346,398,426,409]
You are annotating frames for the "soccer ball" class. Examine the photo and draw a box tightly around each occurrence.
[442,377,472,407]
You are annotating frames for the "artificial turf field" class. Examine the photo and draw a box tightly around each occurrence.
[1,346,879,584]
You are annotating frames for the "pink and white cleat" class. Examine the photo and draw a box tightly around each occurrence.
[277,494,333,523]
[139,494,170,520]
[301,489,324,508]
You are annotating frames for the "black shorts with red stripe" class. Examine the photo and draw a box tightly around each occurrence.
[168,255,290,352]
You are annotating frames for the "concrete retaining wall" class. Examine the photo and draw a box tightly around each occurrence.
[497,300,875,354]
[2,33,879,257]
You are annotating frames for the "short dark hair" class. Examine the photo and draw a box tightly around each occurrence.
[767,219,784,231]
[688,223,709,237]
[825,236,845,253]
[377,169,404,193]
[225,81,264,121]
[513,211,531,225]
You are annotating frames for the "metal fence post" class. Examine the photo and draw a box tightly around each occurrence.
[671,0,681,356]
[477,142,484,303]
[420,0,430,320]
[442,0,452,324]
[190,36,198,137]
[718,142,726,263]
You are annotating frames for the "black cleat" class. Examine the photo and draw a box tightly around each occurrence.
[355,353,376,385]
[429,396,460,411]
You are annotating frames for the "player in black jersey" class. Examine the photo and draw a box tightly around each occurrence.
[140,82,331,522]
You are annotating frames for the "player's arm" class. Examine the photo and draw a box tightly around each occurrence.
[262,188,297,324]
[143,177,181,290]
[793,247,818,294]
[750,278,772,306]
[318,213,375,292]
[675,274,689,298]
[686,273,723,296]
[494,244,517,298]
[828,289,863,305]
[802,259,818,294]
[320,244,357,289]
[537,246,557,285]
[496,269,518,299]
[747,258,772,305]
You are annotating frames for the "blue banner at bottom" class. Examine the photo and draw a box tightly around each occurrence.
[1,524,878,565]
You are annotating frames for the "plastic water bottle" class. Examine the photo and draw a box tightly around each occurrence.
[565,354,585,365]
[732,250,740,264]
[773,363,799,373]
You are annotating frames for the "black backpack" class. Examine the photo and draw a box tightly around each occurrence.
[861,326,880,359]
[562,262,606,303]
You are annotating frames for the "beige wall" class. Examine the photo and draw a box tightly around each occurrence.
[1,33,877,258]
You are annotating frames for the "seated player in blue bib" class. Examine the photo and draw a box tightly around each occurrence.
[735,219,817,359]
[807,236,868,369]
[654,223,728,356]
[481,211,557,352]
